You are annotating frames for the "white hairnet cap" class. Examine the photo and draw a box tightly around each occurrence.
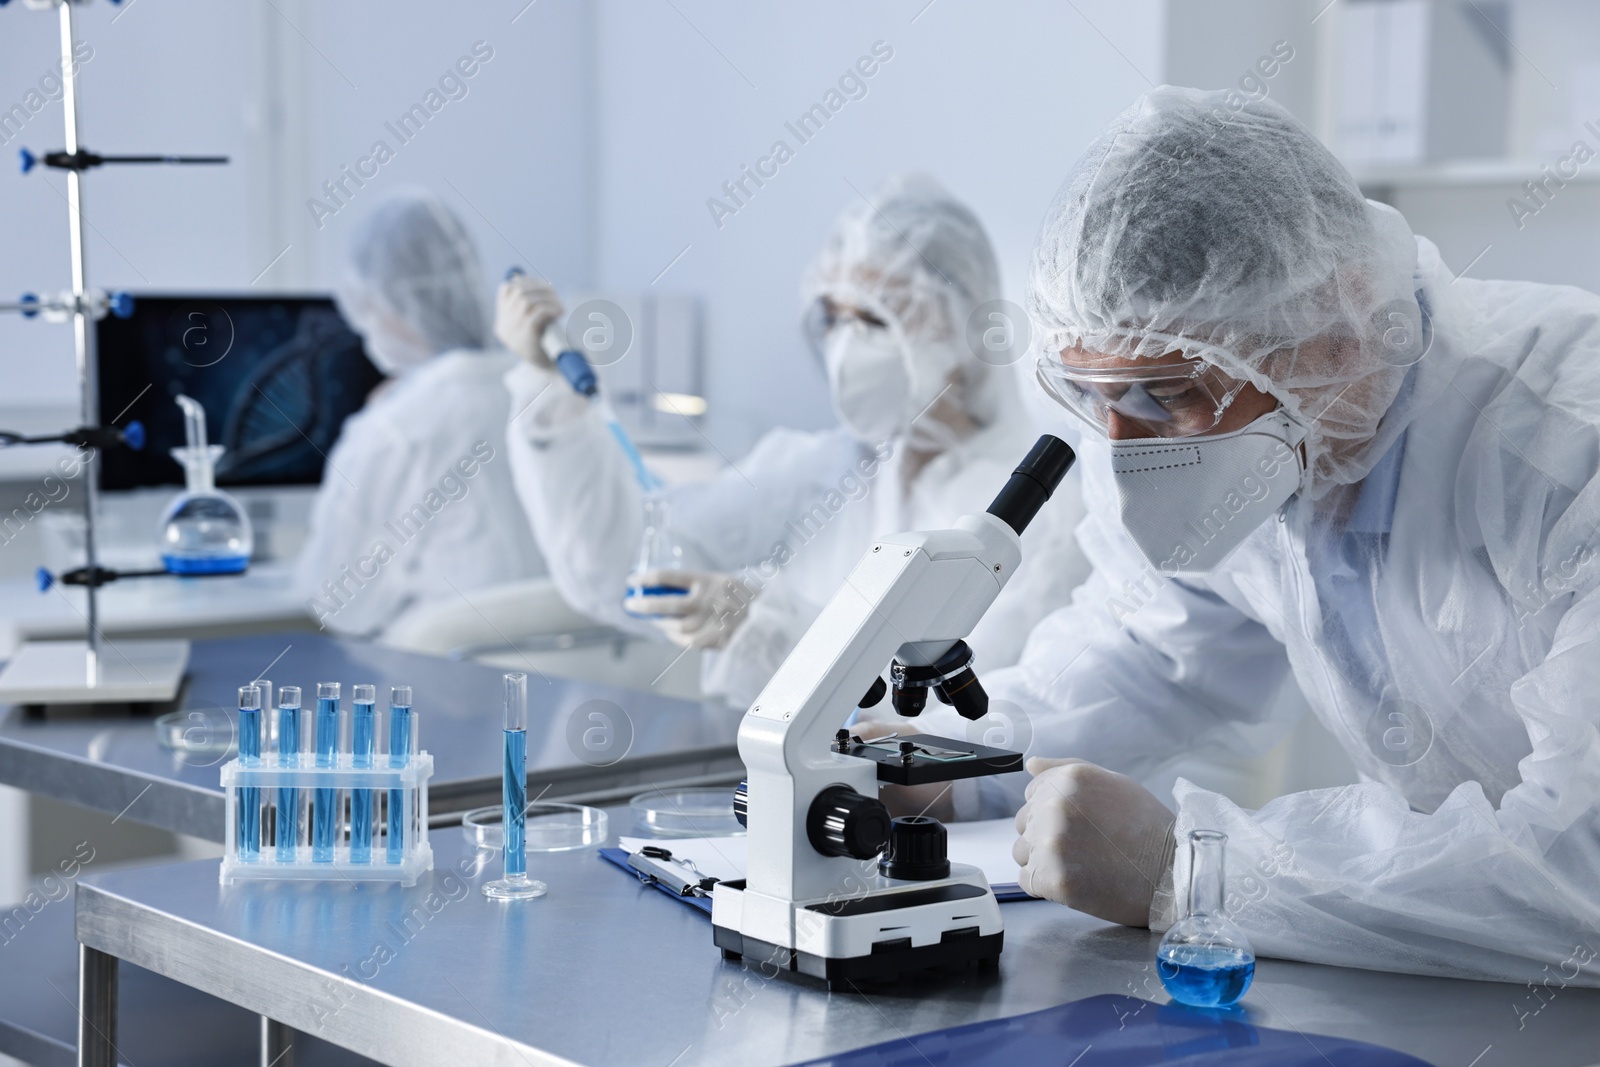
[336,189,490,372]
[802,173,1010,430]
[1029,86,1425,496]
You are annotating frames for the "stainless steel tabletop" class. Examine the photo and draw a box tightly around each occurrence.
[76,830,1600,1067]
[0,632,743,839]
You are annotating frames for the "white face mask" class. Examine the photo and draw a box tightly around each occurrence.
[336,285,435,376]
[1110,409,1309,575]
[824,323,915,444]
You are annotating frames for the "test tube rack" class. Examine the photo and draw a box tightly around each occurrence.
[220,687,433,886]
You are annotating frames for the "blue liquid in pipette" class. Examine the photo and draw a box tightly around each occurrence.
[1157,945,1255,1007]
[387,703,412,864]
[312,696,338,863]
[350,699,375,863]
[238,705,260,862]
[503,727,527,877]
[275,704,299,862]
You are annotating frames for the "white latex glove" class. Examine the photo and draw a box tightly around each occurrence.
[495,274,565,369]
[623,568,754,650]
[1013,756,1176,927]
[850,719,956,821]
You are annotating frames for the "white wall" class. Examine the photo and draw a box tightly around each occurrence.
[0,0,596,405]
[1,0,1163,453]
[0,2,255,404]
[591,0,1165,453]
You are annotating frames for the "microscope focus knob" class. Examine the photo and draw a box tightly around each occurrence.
[879,815,951,881]
[807,786,891,860]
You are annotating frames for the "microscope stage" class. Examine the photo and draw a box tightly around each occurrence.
[840,732,1023,786]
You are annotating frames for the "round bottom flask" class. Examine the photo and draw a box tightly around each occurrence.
[1157,829,1256,1008]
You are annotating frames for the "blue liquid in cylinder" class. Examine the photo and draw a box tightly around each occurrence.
[275,705,299,862]
[1157,945,1255,1008]
[312,697,338,862]
[350,700,375,863]
[387,703,412,864]
[503,728,526,877]
[238,706,260,862]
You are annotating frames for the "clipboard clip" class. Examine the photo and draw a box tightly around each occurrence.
[627,845,720,897]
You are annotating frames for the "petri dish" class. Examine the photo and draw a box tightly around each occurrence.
[154,708,236,758]
[628,787,744,838]
[461,802,609,853]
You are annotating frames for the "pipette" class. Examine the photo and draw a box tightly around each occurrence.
[505,268,662,493]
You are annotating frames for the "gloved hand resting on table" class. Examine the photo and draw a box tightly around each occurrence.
[1013,757,1176,927]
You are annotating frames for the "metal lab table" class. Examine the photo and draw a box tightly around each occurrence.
[75,832,1600,1067]
[0,887,378,1067]
[0,632,745,840]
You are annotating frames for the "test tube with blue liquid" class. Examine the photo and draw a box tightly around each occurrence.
[312,682,340,863]
[386,686,413,864]
[350,684,376,863]
[275,686,302,862]
[237,685,262,862]
[483,672,547,900]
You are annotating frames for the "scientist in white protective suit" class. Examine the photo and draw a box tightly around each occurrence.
[988,87,1600,987]
[296,189,545,638]
[495,174,1090,711]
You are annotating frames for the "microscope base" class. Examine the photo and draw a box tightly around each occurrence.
[711,867,1004,991]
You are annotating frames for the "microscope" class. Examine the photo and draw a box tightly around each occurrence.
[712,435,1076,990]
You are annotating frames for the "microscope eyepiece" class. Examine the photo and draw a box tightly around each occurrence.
[987,434,1076,535]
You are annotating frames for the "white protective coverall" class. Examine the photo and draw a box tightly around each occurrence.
[970,87,1600,986]
[297,190,544,637]
[504,175,1090,708]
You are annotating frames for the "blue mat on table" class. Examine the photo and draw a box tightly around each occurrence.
[599,850,1432,1065]
[790,993,1434,1066]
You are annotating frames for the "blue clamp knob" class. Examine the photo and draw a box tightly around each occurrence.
[123,420,145,451]
[35,567,53,594]
[19,292,39,318]
[18,148,35,175]
[108,291,134,319]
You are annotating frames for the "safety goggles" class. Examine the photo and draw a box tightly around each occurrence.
[802,295,892,358]
[1035,352,1253,439]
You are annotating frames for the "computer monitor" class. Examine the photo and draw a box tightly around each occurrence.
[96,294,384,491]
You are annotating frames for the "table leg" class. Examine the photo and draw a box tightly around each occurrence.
[77,944,118,1067]
[261,1015,295,1067]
